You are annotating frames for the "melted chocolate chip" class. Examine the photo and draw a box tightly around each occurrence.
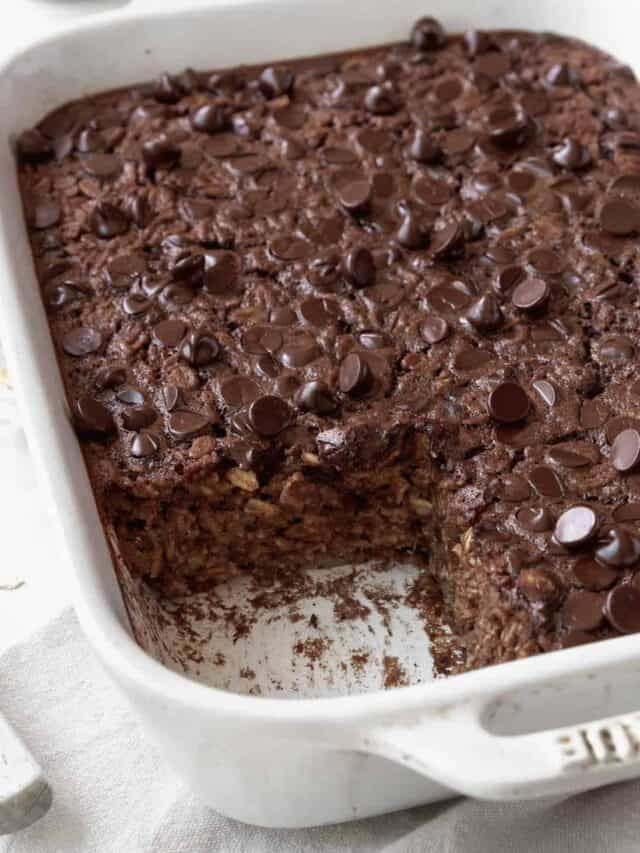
[122,405,157,431]
[168,410,210,440]
[604,584,640,633]
[408,130,442,164]
[62,325,103,358]
[364,84,400,115]
[179,330,220,366]
[420,315,449,344]
[574,558,618,591]
[89,203,129,238]
[599,198,640,236]
[563,590,605,631]
[248,395,292,436]
[516,507,554,532]
[153,319,187,348]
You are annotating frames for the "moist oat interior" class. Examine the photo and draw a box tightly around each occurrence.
[17,19,640,675]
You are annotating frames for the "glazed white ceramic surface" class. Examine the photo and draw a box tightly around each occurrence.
[2,0,640,828]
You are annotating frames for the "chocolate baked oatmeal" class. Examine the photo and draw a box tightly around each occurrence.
[16,16,640,673]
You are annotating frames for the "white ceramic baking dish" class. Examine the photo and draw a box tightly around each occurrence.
[4,0,640,829]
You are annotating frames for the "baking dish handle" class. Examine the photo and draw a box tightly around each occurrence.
[365,705,640,800]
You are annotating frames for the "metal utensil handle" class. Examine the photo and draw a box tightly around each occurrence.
[367,705,640,800]
[0,712,51,834]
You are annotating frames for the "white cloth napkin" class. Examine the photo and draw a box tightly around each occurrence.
[0,610,639,853]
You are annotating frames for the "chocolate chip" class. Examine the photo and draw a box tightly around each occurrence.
[122,405,157,431]
[464,30,492,55]
[486,106,530,150]
[604,584,640,633]
[518,568,563,605]
[420,315,449,344]
[16,129,53,163]
[547,447,591,468]
[153,319,187,348]
[259,66,294,99]
[116,387,145,405]
[220,376,261,407]
[242,326,283,355]
[179,330,220,366]
[62,327,102,357]
[613,503,640,522]
[344,246,376,287]
[411,16,446,51]
[408,129,442,164]
[153,72,184,103]
[27,197,61,230]
[203,251,240,295]
[465,293,504,333]
[563,590,605,631]
[574,558,619,591]
[130,433,158,458]
[75,396,116,436]
[599,198,640,236]
[545,63,579,87]
[337,179,371,215]
[162,384,181,412]
[413,177,451,208]
[142,136,181,171]
[339,353,373,396]
[76,128,105,153]
[431,221,465,259]
[105,254,146,290]
[488,381,529,425]
[82,153,121,179]
[270,236,312,261]
[499,474,531,502]
[527,248,564,276]
[364,85,400,115]
[248,395,292,436]
[554,505,598,547]
[89,202,129,238]
[552,139,591,170]
[397,214,429,249]
[96,366,126,390]
[168,410,210,440]
[532,379,557,407]
[595,526,640,568]
[296,381,337,415]
[611,428,640,472]
[512,277,550,311]
[529,466,564,498]
[600,336,634,361]
[495,265,525,293]
[516,507,554,532]
[122,294,151,316]
[190,104,227,134]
